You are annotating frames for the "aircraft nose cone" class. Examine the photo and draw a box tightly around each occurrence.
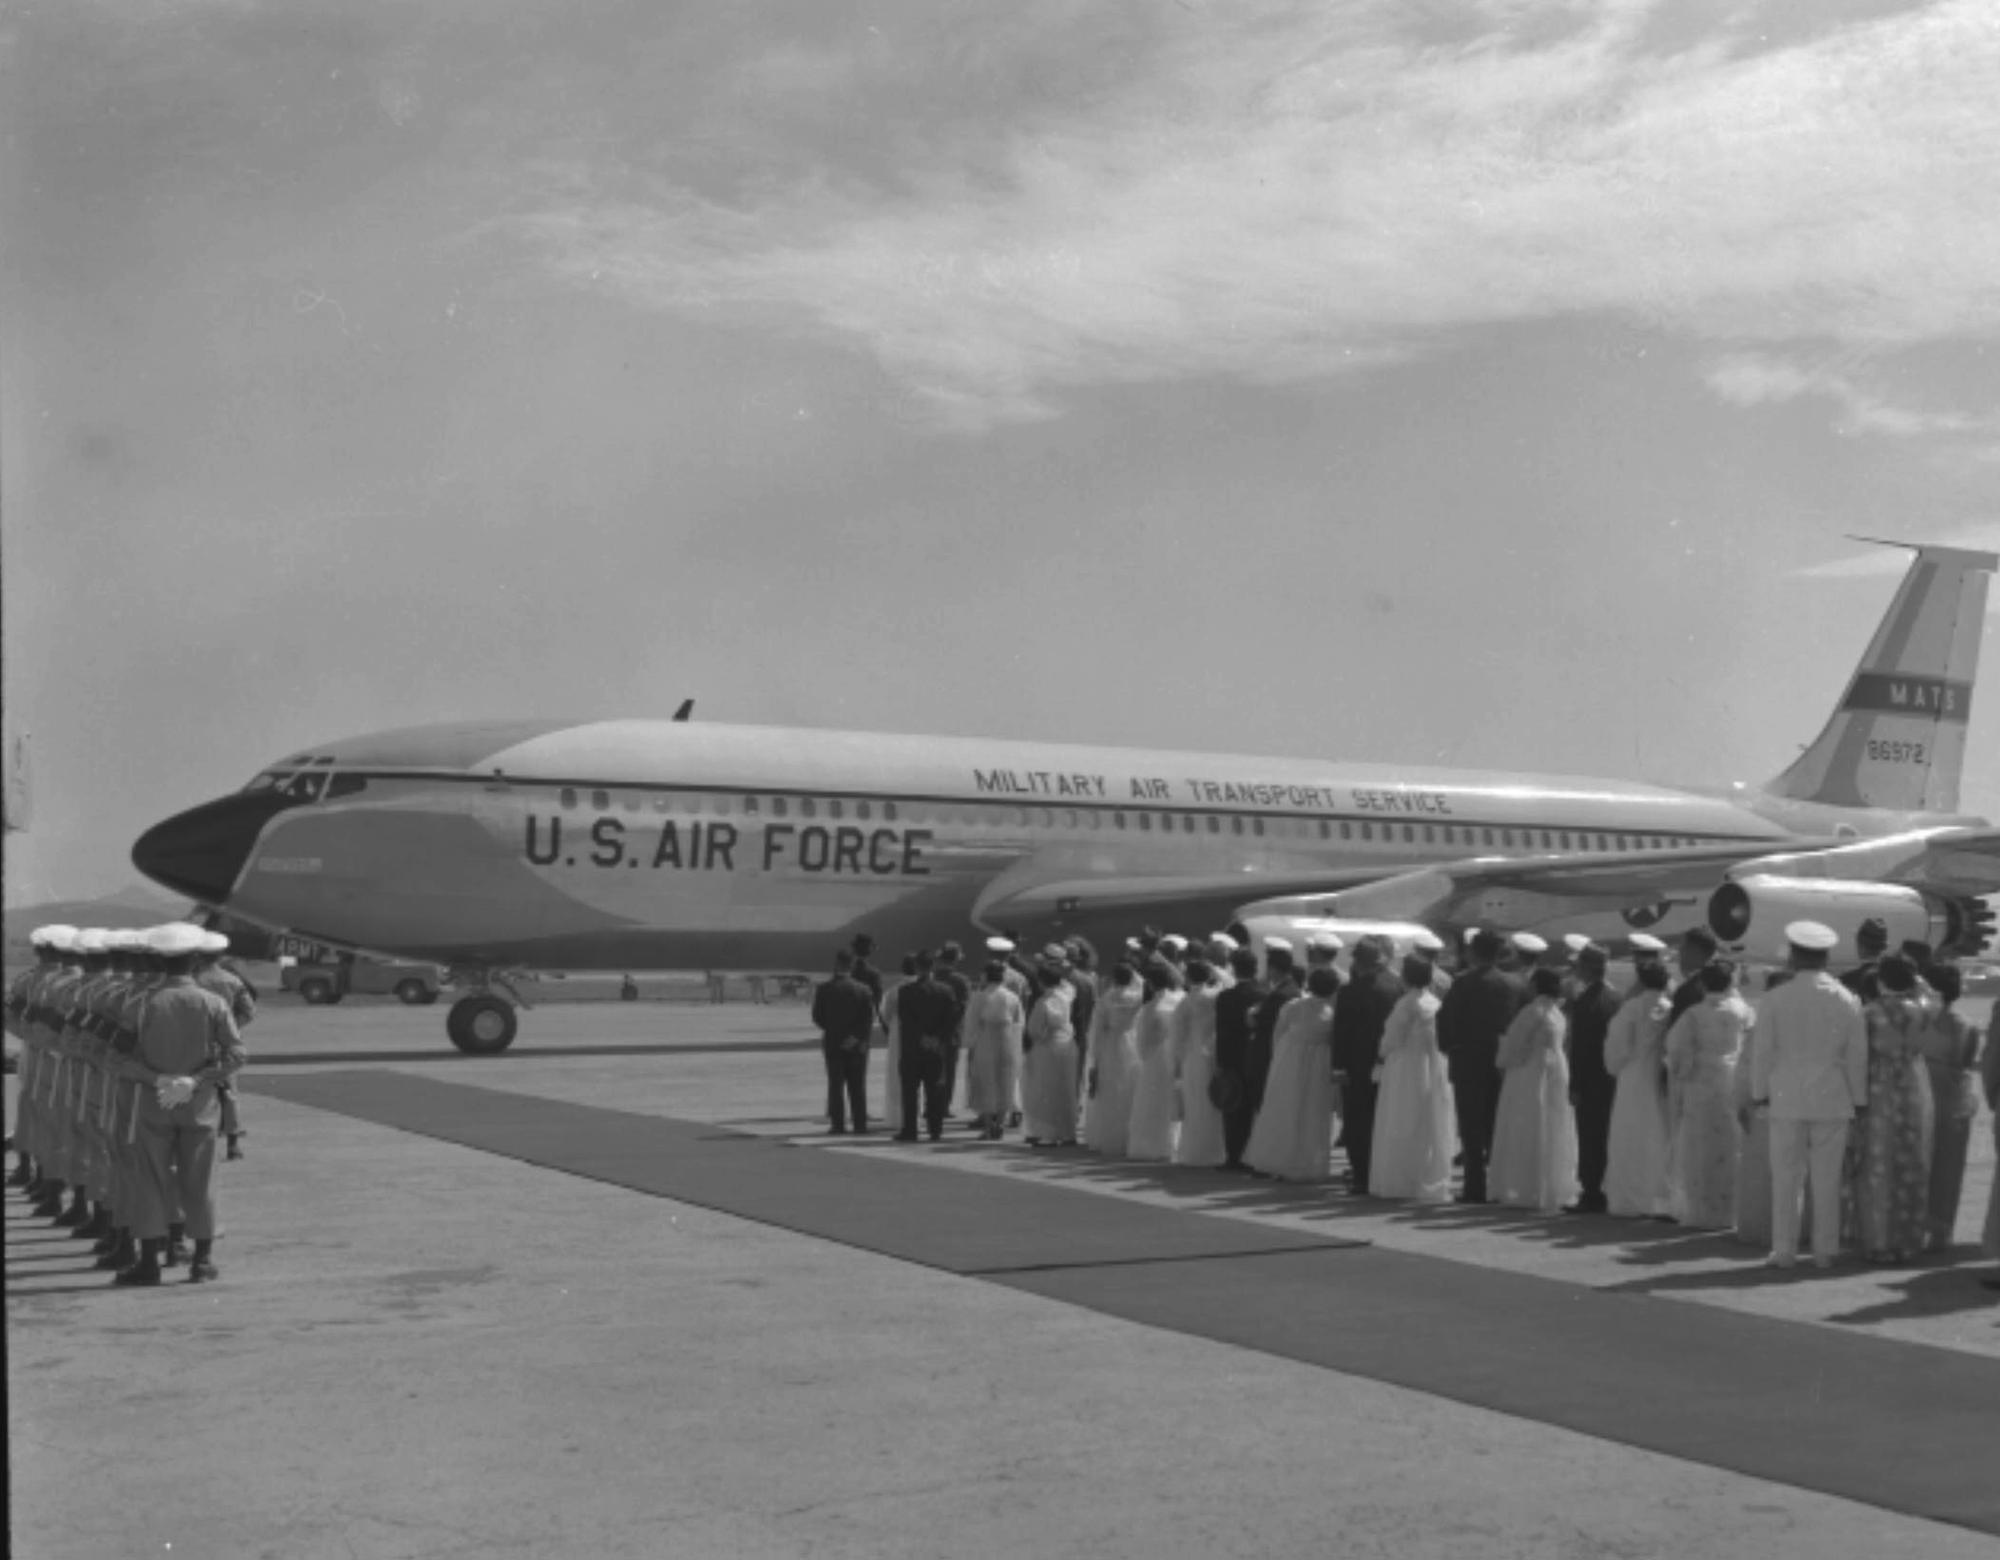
[131,794,290,904]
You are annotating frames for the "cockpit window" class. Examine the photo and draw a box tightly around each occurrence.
[325,774,367,800]
[241,772,284,795]
[282,772,328,802]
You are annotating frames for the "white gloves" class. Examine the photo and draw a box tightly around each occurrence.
[155,1075,197,1108]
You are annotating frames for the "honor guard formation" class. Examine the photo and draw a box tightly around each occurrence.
[6,922,249,1287]
[816,920,2000,1281]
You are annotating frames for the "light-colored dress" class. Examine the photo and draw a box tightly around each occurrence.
[1083,980,1144,1156]
[1370,988,1456,1202]
[1488,997,1579,1213]
[1127,991,1184,1161]
[1916,1007,1982,1249]
[1021,983,1079,1145]
[1244,994,1336,1182]
[1733,1022,1772,1248]
[1845,993,1936,1262]
[1665,991,1751,1230]
[1172,984,1228,1167]
[879,977,906,1137]
[963,985,1025,1127]
[1603,991,1673,1217]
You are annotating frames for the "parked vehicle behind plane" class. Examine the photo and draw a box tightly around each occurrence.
[281,956,445,1006]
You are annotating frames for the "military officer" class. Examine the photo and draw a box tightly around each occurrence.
[193,931,256,1158]
[114,923,245,1286]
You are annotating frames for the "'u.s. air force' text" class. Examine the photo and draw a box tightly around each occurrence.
[524,816,932,875]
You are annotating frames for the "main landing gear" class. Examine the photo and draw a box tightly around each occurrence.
[443,971,532,1056]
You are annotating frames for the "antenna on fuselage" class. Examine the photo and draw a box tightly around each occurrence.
[672,700,694,722]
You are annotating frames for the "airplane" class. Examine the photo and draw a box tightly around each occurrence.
[132,539,2000,1054]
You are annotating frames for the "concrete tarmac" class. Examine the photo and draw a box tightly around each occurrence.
[7,1000,1998,1559]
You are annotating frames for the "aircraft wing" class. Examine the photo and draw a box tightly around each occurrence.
[984,827,2000,942]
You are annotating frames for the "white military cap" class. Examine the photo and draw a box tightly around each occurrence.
[1124,936,1144,952]
[1263,936,1294,953]
[42,925,79,951]
[1411,930,1446,954]
[1784,920,1839,952]
[103,930,138,952]
[200,930,231,953]
[146,923,210,956]
[1306,933,1344,954]
[1206,932,1239,953]
[1040,943,1068,962]
[1160,933,1189,951]
[985,936,1016,954]
[1627,932,1667,953]
[76,929,110,954]
[28,926,51,947]
[1562,933,1592,954]
[1511,932,1549,955]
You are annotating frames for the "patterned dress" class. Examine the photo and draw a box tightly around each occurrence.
[1844,993,1937,1262]
[1665,991,1752,1231]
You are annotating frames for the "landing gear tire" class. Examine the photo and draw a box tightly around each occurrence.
[299,976,341,1006]
[394,979,432,1006]
[447,995,518,1055]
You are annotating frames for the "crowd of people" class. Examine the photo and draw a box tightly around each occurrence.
[6,922,250,1287]
[813,917,2000,1283]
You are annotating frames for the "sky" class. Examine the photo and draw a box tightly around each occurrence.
[4,0,1998,902]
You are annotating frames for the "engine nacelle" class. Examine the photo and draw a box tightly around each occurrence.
[1232,913,1436,967]
[1706,876,1951,964]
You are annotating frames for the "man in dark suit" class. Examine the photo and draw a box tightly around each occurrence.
[811,950,876,1135]
[1212,946,1268,1170]
[1436,930,1526,1203]
[893,951,957,1142]
[1562,942,1622,1212]
[1245,940,1303,1175]
[1332,935,1402,1195]
[935,942,972,1121]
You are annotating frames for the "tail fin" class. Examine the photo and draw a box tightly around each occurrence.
[1764,539,1996,813]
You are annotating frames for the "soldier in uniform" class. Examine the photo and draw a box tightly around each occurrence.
[113,923,245,1286]
[35,927,90,1221]
[192,931,256,1158]
[6,927,64,1191]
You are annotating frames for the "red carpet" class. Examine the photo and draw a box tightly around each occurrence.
[254,1068,2000,1536]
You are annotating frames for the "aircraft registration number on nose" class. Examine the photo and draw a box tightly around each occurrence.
[523,815,934,876]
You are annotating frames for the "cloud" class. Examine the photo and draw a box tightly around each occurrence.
[313,4,2000,427]
[1705,350,1988,438]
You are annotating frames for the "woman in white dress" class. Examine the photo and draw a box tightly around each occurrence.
[1127,963,1184,1161]
[1601,961,1674,1218]
[1664,960,1752,1231]
[963,962,1026,1141]
[878,955,917,1138]
[1173,958,1228,1168]
[1021,969,1079,1146]
[1488,967,1580,1213]
[1083,963,1144,1156]
[1369,954,1456,1202]
[1244,967,1340,1182]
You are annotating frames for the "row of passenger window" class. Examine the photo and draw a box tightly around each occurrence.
[550,787,1703,854]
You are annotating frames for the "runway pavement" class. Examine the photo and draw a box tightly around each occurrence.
[7,1000,1998,1560]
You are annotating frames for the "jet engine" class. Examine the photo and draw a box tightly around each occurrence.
[1706,876,1951,963]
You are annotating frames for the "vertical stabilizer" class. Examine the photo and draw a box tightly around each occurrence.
[1764,540,1996,813]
